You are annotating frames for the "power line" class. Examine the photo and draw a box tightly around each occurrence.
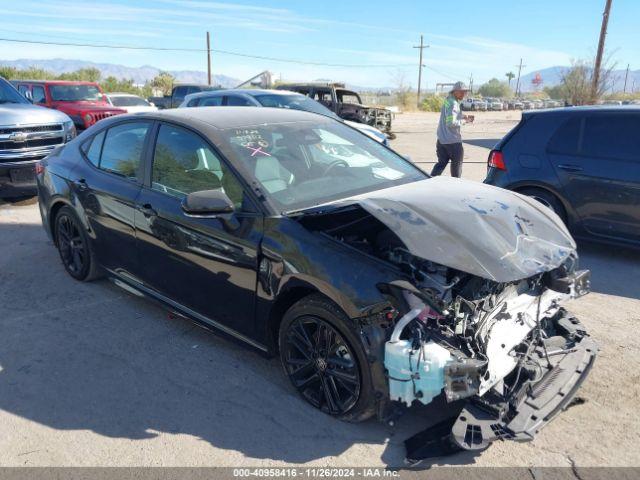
[424,65,458,82]
[0,36,414,68]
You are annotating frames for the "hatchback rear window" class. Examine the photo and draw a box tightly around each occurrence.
[547,117,582,155]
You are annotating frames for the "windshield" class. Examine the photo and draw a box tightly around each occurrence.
[213,118,426,212]
[50,85,102,102]
[0,78,28,104]
[109,95,149,107]
[254,94,339,119]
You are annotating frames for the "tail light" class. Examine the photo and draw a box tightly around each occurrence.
[488,150,506,170]
[34,161,45,175]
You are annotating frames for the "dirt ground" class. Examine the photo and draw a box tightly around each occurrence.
[0,111,638,468]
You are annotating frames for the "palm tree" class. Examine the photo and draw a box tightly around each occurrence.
[505,72,516,88]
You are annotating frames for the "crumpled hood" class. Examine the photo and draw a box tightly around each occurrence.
[0,103,71,126]
[343,177,576,282]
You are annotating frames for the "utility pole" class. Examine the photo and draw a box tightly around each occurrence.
[469,73,473,94]
[413,35,428,107]
[206,31,212,86]
[515,59,526,97]
[591,0,613,102]
[623,63,630,93]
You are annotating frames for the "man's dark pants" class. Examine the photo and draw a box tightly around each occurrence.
[431,141,463,178]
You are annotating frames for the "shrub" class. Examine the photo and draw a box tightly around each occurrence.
[420,94,444,112]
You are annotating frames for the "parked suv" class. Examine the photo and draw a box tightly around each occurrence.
[484,106,640,246]
[12,80,126,130]
[0,77,76,197]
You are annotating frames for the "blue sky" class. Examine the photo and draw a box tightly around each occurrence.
[1,0,638,87]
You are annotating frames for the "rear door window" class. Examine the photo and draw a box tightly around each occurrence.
[83,130,106,167]
[547,117,582,155]
[581,114,640,161]
[99,122,151,179]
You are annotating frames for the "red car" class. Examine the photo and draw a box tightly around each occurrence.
[12,80,126,129]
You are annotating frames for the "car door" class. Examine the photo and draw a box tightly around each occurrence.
[73,120,152,275]
[134,122,264,342]
[548,112,640,241]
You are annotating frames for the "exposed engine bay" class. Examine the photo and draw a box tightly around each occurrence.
[298,198,596,461]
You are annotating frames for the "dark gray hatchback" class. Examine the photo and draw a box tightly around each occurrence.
[484,106,640,246]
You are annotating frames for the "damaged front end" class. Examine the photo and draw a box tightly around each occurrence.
[296,177,596,460]
[380,260,594,459]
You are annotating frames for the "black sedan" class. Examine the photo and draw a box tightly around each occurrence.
[37,107,595,460]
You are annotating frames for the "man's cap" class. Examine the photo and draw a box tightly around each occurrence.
[450,81,469,92]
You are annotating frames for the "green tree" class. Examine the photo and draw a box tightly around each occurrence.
[505,72,515,88]
[58,67,101,82]
[543,85,566,100]
[478,78,512,98]
[0,66,52,80]
[151,71,175,96]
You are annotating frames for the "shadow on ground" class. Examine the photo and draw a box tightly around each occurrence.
[0,216,637,466]
[463,139,501,149]
[0,221,474,467]
[577,240,640,300]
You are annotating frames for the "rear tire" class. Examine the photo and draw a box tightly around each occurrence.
[54,206,101,281]
[518,188,567,224]
[278,294,376,422]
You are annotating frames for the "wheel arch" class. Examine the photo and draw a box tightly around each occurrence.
[48,198,73,244]
[508,181,577,226]
[266,284,326,355]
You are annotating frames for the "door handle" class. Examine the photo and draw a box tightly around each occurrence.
[73,178,88,191]
[137,203,157,217]
[557,164,583,172]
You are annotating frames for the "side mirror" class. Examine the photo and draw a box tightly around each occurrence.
[181,189,235,216]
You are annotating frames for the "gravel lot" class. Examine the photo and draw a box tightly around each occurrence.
[0,111,638,468]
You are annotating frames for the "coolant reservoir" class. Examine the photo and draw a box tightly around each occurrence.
[385,340,452,406]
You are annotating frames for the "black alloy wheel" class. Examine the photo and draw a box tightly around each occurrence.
[54,206,98,281]
[281,316,361,416]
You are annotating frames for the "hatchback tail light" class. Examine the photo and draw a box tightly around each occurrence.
[34,161,45,175]
[488,150,506,170]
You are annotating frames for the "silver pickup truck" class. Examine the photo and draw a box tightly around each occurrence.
[1,77,76,198]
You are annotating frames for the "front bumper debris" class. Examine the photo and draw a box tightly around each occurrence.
[451,332,596,450]
[404,311,596,463]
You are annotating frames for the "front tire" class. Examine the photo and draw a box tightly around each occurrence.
[279,294,376,422]
[54,206,101,281]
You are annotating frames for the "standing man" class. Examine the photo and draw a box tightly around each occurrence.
[431,81,474,178]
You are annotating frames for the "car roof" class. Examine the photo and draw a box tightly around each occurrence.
[135,106,331,129]
[185,88,301,100]
[11,80,99,86]
[106,92,142,97]
[523,105,640,116]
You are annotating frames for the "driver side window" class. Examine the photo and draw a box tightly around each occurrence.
[151,124,250,210]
